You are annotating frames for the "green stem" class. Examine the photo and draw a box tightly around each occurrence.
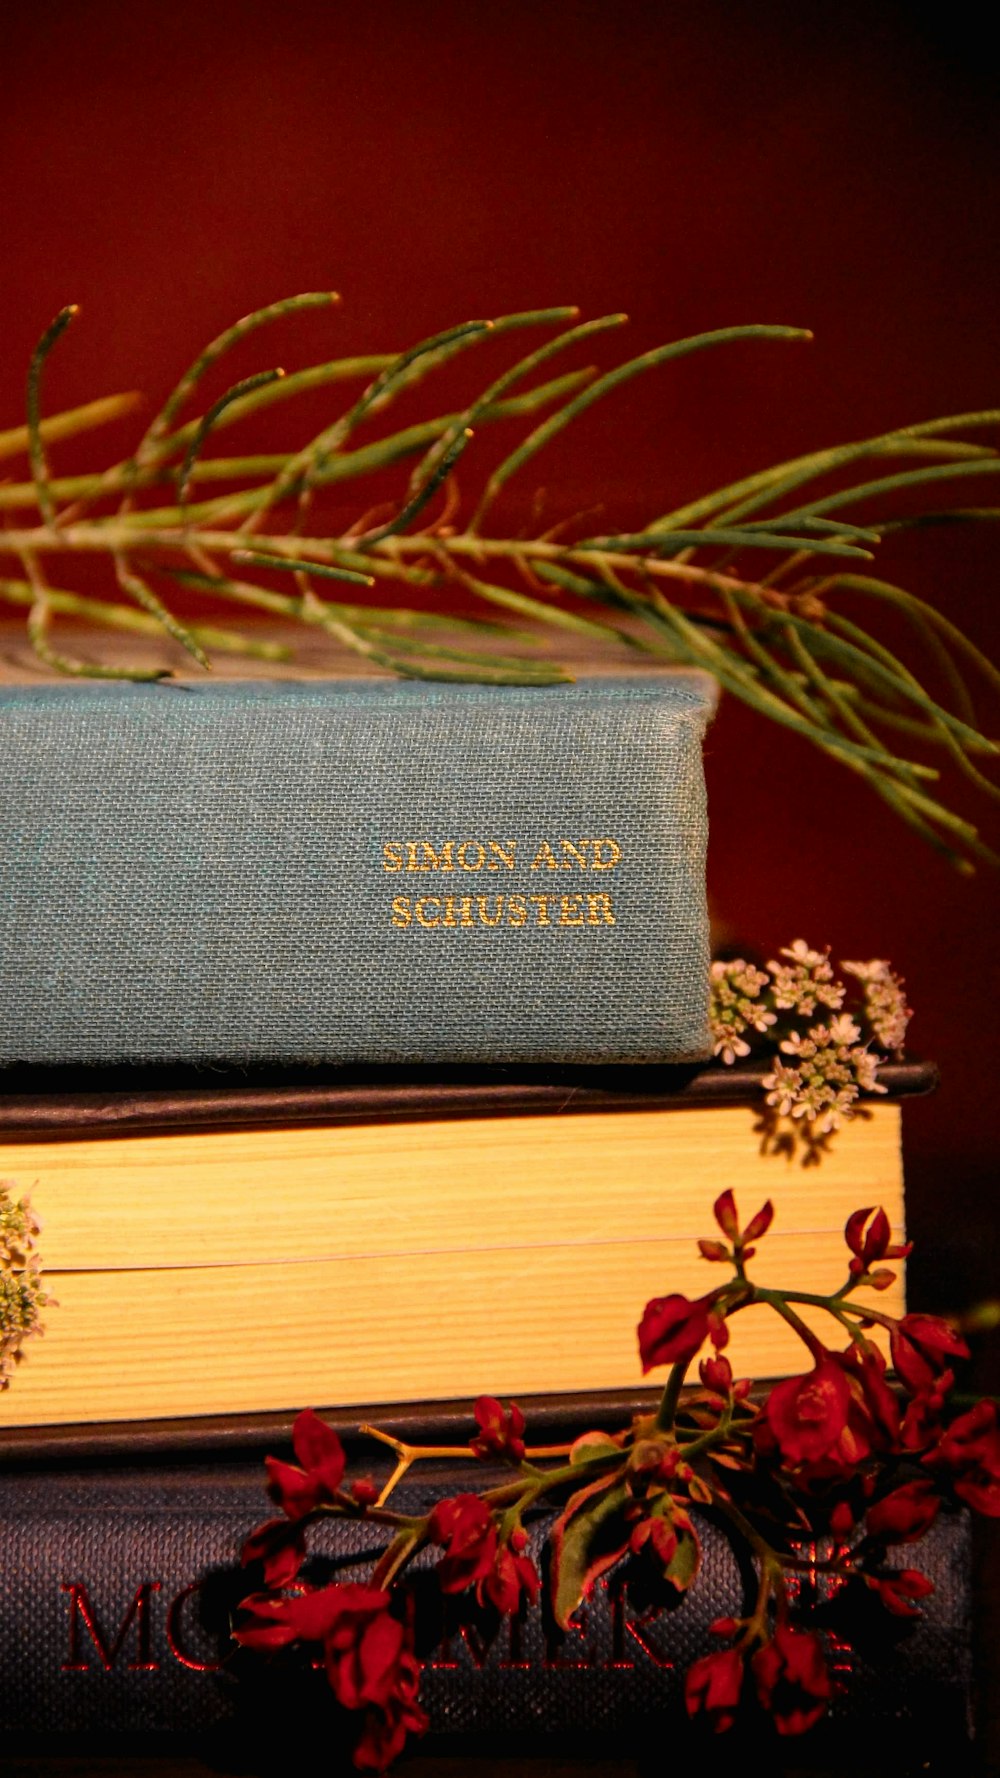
[752,1289,828,1361]
[26,306,79,525]
[372,1527,424,1591]
[655,1362,688,1433]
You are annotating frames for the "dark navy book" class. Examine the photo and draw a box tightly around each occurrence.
[0,1401,974,1763]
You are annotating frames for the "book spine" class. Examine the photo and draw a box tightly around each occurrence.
[0,1459,972,1745]
[0,676,713,1070]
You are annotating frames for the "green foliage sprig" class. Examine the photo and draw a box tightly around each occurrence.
[2,295,999,868]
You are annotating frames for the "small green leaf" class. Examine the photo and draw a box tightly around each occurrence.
[569,1431,623,1465]
[664,1522,702,1593]
[550,1476,629,1630]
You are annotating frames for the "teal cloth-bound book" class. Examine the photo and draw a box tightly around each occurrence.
[0,674,715,1067]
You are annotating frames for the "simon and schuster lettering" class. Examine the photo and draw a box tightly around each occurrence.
[384,837,622,930]
[0,676,715,1065]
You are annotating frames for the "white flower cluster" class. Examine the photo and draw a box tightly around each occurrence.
[708,942,912,1139]
[0,1182,49,1389]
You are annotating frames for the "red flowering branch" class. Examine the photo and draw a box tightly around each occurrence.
[236,1193,997,1769]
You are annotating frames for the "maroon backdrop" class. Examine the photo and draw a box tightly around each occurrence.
[2,1,997,1322]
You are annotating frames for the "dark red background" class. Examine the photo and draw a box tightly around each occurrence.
[2,1,997,1320]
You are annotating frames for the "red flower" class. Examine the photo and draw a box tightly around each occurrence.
[927,1399,1000,1515]
[234,1581,385,1652]
[752,1623,833,1735]
[844,1206,911,1278]
[864,1568,935,1618]
[325,1592,428,1773]
[765,1359,853,1468]
[900,1372,954,1451]
[265,1408,347,1520]
[234,1587,322,1651]
[235,1584,427,1773]
[638,1293,711,1372]
[470,1396,526,1463]
[240,1515,308,1587]
[834,1343,900,1448]
[326,1595,409,1710]
[890,1314,970,1395]
[428,1494,499,1593]
[355,1671,427,1777]
[685,1646,745,1732]
[479,1528,540,1615]
[866,1480,940,1543]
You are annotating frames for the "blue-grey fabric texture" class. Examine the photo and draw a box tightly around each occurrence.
[0,675,715,1067]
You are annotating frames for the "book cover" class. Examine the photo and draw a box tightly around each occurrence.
[0,1402,974,1755]
[0,673,714,1070]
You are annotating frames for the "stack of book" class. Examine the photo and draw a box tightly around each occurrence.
[0,660,971,1754]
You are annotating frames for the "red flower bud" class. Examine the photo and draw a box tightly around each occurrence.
[845,1205,880,1258]
[867,1268,898,1291]
[742,1200,775,1243]
[713,1191,740,1241]
[351,1478,380,1508]
[638,1293,711,1372]
[700,1353,734,1396]
[698,1238,731,1263]
[752,1623,833,1735]
[685,1646,744,1732]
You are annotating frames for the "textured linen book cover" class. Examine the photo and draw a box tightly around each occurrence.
[0,674,714,1068]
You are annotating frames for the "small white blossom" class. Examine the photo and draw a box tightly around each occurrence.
[766,941,845,1017]
[780,940,828,970]
[842,958,911,1053]
[709,958,776,1064]
[851,1047,888,1094]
